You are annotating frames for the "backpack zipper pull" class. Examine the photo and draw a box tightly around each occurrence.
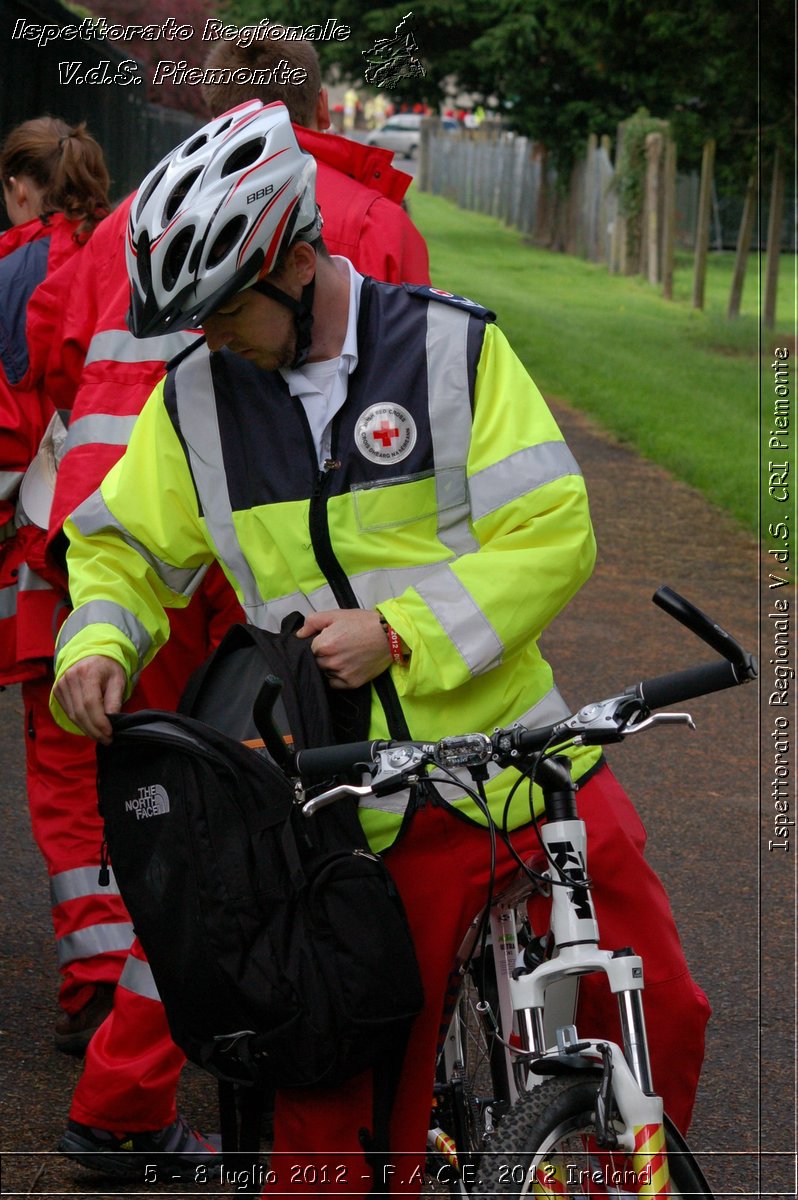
[352,847,380,862]
[98,839,110,887]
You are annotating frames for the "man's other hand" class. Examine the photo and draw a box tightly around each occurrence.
[296,609,391,688]
[52,656,127,744]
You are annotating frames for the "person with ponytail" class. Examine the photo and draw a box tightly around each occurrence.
[1,115,109,240]
[0,116,120,1055]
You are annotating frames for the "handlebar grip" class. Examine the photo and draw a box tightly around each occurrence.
[294,740,382,781]
[636,659,743,711]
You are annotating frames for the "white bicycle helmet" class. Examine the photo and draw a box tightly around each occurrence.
[126,100,322,338]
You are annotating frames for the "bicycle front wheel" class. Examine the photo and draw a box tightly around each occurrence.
[476,1075,713,1198]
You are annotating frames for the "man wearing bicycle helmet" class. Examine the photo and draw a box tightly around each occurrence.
[53,101,710,1191]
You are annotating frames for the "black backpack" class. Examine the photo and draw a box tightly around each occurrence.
[95,616,423,1161]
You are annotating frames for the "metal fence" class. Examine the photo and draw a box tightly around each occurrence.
[420,124,794,259]
[1,0,202,208]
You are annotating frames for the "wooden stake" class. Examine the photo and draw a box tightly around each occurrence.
[692,138,716,309]
[763,148,785,329]
[662,139,677,299]
[727,173,757,318]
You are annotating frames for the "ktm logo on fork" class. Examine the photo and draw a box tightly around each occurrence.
[548,841,594,921]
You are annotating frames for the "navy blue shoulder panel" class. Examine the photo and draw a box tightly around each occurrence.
[0,238,51,385]
[162,360,205,518]
[401,283,496,324]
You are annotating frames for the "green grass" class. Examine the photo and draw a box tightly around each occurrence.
[407,190,795,533]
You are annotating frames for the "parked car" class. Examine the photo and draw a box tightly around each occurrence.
[364,115,460,159]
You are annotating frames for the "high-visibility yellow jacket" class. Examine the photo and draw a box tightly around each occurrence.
[53,281,601,850]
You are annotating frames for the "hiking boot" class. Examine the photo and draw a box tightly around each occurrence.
[58,1113,221,1179]
[54,984,116,1057]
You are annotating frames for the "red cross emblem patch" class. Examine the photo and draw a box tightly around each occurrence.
[355,403,417,465]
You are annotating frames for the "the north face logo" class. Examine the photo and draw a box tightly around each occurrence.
[125,784,170,820]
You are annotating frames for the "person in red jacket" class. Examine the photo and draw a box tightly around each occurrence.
[19,36,432,1177]
[0,116,117,1050]
[199,33,430,288]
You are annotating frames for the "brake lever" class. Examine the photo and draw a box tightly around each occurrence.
[301,744,432,817]
[619,712,695,737]
[567,702,695,745]
[302,784,374,817]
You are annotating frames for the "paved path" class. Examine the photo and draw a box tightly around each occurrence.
[0,400,786,1197]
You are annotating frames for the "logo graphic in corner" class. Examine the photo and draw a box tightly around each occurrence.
[362,12,426,89]
[125,784,171,820]
[355,403,417,465]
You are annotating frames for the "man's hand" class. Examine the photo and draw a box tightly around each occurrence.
[52,656,127,744]
[296,609,391,689]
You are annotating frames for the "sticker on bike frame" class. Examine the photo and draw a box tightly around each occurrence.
[632,1122,671,1196]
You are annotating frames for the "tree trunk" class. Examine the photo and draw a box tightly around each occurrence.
[727,174,757,319]
[763,148,785,329]
[691,139,716,309]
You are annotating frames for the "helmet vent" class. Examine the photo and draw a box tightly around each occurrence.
[222,138,265,178]
[206,216,248,268]
[135,163,168,222]
[163,168,202,225]
[162,226,196,291]
[182,133,209,157]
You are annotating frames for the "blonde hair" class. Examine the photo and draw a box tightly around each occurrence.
[0,116,110,237]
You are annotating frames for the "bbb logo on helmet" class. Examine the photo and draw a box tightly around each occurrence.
[247,185,275,204]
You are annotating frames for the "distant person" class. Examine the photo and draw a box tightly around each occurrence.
[200,34,430,285]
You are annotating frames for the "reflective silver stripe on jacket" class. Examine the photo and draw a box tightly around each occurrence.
[174,349,271,623]
[70,489,206,598]
[85,328,198,366]
[56,599,152,664]
[426,305,479,557]
[57,921,135,965]
[16,565,53,593]
[361,685,573,814]
[414,566,504,676]
[469,442,582,523]
[0,588,17,619]
[50,866,120,905]
[65,413,139,452]
[118,952,161,1002]
[0,470,24,500]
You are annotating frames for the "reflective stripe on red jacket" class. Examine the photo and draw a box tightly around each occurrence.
[0,214,87,681]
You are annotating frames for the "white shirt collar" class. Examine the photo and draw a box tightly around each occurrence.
[279,257,364,466]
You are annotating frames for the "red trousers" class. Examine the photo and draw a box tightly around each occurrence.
[24,674,132,1014]
[265,765,710,1196]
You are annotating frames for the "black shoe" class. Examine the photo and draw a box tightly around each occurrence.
[53,984,115,1057]
[58,1113,220,1179]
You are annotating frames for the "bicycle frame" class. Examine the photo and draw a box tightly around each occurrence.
[428,755,673,1195]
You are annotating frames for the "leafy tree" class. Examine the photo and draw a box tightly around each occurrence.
[221,0,791,181]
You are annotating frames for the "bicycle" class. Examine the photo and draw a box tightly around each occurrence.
[290,587,757,1198]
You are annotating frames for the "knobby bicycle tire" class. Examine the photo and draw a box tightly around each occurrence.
[474,1075,714,1198]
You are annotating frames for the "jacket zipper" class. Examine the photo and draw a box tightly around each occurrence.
[300,406,412,744]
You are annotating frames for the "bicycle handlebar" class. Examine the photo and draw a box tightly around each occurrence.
[632,657,743,712]
[291,587,757,785]
[295,739,385,782]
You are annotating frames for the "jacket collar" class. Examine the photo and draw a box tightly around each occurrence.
[294,125,412,205]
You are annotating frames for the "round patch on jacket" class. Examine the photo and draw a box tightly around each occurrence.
[355,403,417,465]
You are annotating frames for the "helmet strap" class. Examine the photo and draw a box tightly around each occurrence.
[252,275,316,369]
